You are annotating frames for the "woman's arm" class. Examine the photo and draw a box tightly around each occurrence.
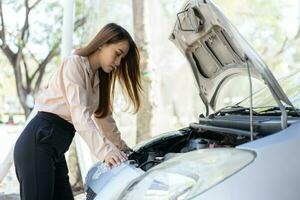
[92,113,130,151]
[61,56,123,162]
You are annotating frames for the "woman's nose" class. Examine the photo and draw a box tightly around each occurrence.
[115,57,121,67]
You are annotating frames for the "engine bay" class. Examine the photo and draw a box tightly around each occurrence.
[128,123,251,171]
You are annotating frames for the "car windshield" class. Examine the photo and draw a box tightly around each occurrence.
[238,70,300,109]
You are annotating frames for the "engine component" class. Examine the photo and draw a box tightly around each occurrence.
[180,138,208,152]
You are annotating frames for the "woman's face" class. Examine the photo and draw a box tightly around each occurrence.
[96,40,130,73]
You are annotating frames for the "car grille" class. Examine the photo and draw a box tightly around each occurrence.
[86,187,97,200]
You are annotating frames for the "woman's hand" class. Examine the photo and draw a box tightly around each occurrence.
[122,147,133,156]
[104,148,128,169]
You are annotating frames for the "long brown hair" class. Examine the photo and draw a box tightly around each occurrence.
[74,23,142,118]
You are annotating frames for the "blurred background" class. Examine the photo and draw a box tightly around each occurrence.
[0,0,299,198]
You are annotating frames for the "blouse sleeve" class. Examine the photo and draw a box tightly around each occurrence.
[92,113,129,151]
[61,56,117,161]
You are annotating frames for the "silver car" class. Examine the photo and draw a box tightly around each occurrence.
[85,0,300,199]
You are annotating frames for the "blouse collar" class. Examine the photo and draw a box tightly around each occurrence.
[81,56,100,87]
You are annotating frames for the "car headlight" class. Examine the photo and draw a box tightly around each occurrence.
[119,148,256,200]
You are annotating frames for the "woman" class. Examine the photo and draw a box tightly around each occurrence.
[13,23,142,200]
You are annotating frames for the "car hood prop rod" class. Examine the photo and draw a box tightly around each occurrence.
[246,55,288,131]
[245,55,254,141]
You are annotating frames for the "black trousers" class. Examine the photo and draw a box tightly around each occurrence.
[14,111,76,200]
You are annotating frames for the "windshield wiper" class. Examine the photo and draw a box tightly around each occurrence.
[214,105,259,116]
[259,106,300,117]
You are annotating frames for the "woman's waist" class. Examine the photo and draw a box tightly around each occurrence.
[36,111,75,134]
[34,102,72,120]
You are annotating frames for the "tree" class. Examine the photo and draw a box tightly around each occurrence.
[0,0,86,117]
[0,0,87,195]
[132,0,153,143]
[213,0,300,74]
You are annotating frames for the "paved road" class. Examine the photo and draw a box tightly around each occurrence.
[0,194,19,200]
[0,193,85,200]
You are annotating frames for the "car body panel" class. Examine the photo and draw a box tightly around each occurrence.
[191,121,300,200]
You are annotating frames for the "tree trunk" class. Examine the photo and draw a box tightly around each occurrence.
[12,53,32,118]
[0,1,85,119]
[132,0,153,143]
[67,141,84,196]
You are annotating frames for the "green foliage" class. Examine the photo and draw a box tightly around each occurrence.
[82,0,133,43]
[0,0,87,117]
[213,0,299,74]
[26,2,63,61]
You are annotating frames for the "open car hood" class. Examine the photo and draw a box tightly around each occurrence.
[170,0,293,115]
